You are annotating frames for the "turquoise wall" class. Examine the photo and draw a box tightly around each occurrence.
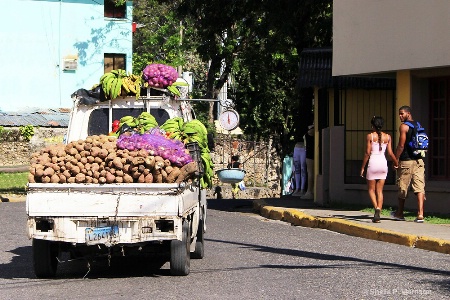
[0,0,133,111]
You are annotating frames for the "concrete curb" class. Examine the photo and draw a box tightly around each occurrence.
[253,200,450,255]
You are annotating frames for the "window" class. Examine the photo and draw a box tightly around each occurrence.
[429,78,450,179]
[104,54,125,73]
[104,0,126,19]
[88,108,170,136]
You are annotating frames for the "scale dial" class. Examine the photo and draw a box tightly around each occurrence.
[219,109,240,131]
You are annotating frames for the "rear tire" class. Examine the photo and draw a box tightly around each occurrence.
[191,219,204,259]
[33,239,59,278]
[170,220,190,276]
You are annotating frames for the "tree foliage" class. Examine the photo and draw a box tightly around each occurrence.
[132,0,332,156]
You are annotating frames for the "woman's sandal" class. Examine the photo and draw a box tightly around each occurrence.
[414,215,424,223]
[372,208,381,223]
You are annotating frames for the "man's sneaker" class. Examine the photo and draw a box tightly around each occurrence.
[301,192,313,199]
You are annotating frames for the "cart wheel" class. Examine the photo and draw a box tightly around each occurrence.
[33,239,59,278]
[170,220,190,276]
[191,218,204,259]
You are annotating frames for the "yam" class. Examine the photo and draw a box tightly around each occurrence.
[144,173,153,183]
[165,165,174,174]
[166,167,180,183]
[29,166,36,176]
[90,146,101,157]
[91,163,100,172]
[67,147,78,156]
[138,149,148,157]
[43,167,55,177]
[71,165,80,175]
[28,173,35,183]
[94,157,103,164]
[63,170,71,179]
[35,168,44,178]
[137,173,145,183]
[123,174,133,183]
[105,172,115,183]
[58,174,67,183]
[175,162,198,183]
[144,156,155,169]
[41,176,51,183]
[83,143,93,151]
[75,173,86,183]
[132,157,145,166]
[75,143,85,152]
[98,149,108,159]
[161,169,168,182]
[123,164,131,173]
[112,157,123,169]
[163,159,170,168]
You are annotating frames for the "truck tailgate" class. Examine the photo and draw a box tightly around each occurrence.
[26,183,199,217]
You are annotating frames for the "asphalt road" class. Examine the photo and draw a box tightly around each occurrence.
[1,199,449,299]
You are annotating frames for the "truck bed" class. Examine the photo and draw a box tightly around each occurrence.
[26,183,201,244]
[26,183,199,217]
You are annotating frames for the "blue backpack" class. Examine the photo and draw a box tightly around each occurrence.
[404,121,429,156]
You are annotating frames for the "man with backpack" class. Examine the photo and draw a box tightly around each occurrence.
[392,105,426,223]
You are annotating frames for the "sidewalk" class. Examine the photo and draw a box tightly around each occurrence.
[253,196,450,255]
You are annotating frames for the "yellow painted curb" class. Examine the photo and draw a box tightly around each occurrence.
[324,218,416,247]
[254,200,450,254]
[415,237,450,254]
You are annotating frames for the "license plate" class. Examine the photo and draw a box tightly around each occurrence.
[85,225,119,245]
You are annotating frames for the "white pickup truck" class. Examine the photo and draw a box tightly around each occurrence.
[26,91,206,277]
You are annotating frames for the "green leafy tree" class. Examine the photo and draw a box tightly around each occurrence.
[133,0,332,156]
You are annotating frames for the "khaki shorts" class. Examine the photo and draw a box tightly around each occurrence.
[397,159,425,199]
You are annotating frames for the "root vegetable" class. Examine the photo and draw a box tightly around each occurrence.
[123,174,133,183]
[144,173,153,183]
[98,177,106,184]
[175,162,198,183]
[112,157,123,169]
[43,167,55,177]
[75,173,86,183]
[166,167,180,183]
[28,173,35,183]
[105,172,115,183]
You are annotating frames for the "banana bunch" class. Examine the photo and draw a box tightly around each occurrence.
[183,119,209,150]
[100,69,127,100]
[200,151,214,189]
[161,117,185,140]
[137,112,158,133]
[122,73,143,99]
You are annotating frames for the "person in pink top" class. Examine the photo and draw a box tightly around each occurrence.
[360,116,398,223]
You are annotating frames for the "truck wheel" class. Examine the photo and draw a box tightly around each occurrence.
[32,239,59,278]
[170,220,190,276]
[191,219,204,259]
